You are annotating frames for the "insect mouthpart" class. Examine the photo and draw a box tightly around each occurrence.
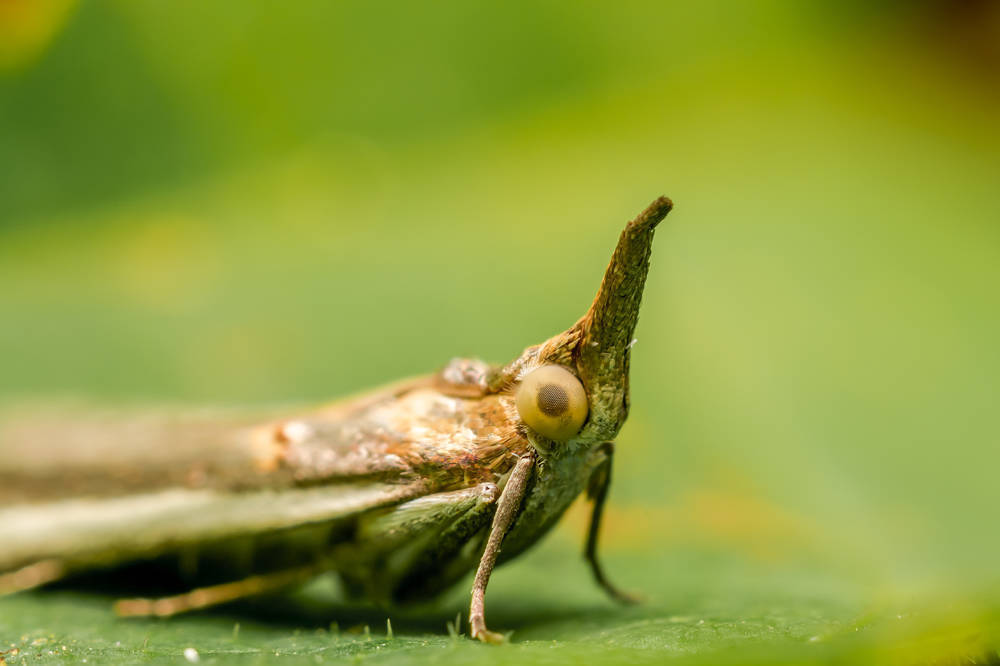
[515,365,588,442]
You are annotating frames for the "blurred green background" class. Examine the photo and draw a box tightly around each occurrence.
[2,1,999,663]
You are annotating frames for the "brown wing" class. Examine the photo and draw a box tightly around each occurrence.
[0,376,429,504]
[0,366,528,583]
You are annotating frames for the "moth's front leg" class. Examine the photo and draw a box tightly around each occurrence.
[469,452,535,644]
[585,442,640,604]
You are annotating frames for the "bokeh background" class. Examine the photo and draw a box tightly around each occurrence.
[2,1,999,663]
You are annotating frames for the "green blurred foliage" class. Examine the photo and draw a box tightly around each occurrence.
[1,1,999,663]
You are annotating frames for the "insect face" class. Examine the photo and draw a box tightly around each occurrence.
[514,365,588,442]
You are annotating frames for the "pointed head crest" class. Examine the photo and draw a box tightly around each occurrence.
[500,196,673,448]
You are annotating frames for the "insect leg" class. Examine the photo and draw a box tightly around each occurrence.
[113,562,324,617]
[584,442,639,604]
[335,483,500,603]
[469,452,535,644]
[0,559,66,595]
[387,483,500,602]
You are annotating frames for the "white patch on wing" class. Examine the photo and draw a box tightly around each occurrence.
[373,389,484,455]
[280,420,313,444]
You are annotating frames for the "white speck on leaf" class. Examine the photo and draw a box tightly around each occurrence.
[184,647,200,663]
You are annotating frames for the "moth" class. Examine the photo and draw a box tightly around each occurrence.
[0,196,673,643]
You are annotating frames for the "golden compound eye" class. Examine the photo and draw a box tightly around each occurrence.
[515,365,588,441]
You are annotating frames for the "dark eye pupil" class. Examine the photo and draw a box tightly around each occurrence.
[537,384,569,417]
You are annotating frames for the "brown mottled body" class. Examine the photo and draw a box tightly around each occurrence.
[0,196,673,643]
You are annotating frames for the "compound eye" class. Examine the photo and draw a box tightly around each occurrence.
[515,365,588,441]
